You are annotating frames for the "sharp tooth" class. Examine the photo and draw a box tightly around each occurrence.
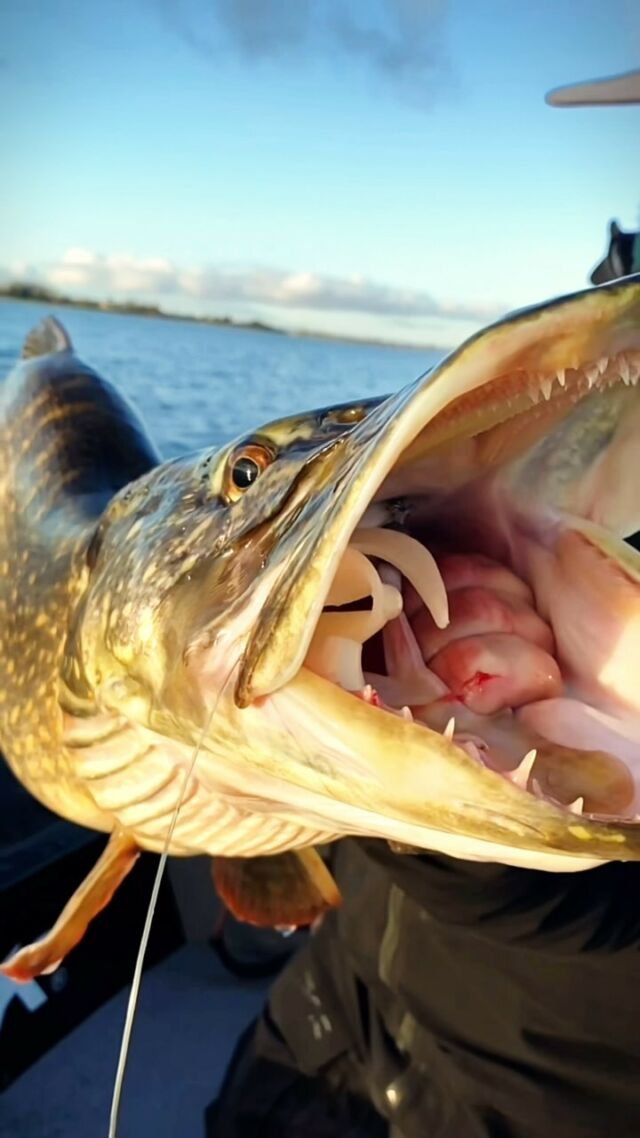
[531,778,545,799]
[510,748,537,790]
[628,353,640,382]
[540,376,553,401]
[401,705,413,721]
[619,356,631,385]
[443,716,455,741]
[597,356,608,376]
[352,528,449,630]
[556,368,566,387]
[362,684,375,703]
[584,364,600,389]
[567,796,584,815]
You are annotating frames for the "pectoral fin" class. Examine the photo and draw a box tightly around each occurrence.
[212,847,341,928]
[1,831,139,982]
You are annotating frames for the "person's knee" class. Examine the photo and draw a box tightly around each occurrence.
[205,1007,388,1138]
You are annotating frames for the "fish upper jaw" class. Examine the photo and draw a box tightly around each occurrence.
[236,276,640,708]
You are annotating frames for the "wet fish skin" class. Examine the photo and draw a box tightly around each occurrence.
[0,316,381,833]
[0,319,158,828]
[76,275,640,871]
[0,322,376,976]
[3,277,640,979]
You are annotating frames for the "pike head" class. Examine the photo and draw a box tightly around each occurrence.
[73,275,640,871]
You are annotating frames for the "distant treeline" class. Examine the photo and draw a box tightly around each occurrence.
[0,281,282,335]
[1,280,444,352]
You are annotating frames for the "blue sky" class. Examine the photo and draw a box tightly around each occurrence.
[1,0,639,346]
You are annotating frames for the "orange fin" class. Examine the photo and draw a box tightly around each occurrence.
[212,847,341,928]
[1,831,139,982]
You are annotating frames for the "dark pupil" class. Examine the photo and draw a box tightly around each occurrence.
[232,456,260,489]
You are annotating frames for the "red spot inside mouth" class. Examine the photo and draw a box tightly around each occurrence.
[461,671,494,700]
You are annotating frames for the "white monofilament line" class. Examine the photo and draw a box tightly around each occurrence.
[107,672,232,1138]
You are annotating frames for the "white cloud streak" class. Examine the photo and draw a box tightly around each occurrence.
[15,247,501,324]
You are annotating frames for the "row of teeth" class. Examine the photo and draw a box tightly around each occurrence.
[505,746,584,814]
[356,578,586,816]
[360,685,587,817]
[527,351,640,404]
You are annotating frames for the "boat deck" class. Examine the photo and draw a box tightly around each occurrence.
[1,942,267,1138]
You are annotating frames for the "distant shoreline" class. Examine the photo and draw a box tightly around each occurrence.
[0,283,281,337]
[0,283,446,354]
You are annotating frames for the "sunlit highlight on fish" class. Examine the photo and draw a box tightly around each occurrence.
[2,274,640,981]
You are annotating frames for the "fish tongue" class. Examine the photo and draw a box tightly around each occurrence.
[379,607,449,702]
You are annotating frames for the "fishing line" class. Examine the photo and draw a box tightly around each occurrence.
[107,662,238,1138]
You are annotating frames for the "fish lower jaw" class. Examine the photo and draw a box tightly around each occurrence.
[270,668,638,867]
[307,670,627,826]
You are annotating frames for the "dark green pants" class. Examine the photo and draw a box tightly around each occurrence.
[208,838,640,1138]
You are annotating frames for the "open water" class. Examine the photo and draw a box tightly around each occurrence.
[0,300,445,457]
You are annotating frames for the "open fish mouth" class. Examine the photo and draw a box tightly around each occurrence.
[236,276,640,861]
[5,282,640,986]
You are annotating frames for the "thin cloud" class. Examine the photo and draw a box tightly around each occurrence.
[215,0,311,59]
[157,0,450,103]
[14,247,501,324]
[331,0,448,91]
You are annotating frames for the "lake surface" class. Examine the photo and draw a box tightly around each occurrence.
[0,300,444,457]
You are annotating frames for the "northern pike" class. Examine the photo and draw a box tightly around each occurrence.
[2,276,640,982]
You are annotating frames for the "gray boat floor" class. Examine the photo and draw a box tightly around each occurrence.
[1,944,267,1138]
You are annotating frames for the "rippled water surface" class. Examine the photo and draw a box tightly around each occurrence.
[0,300,444,457]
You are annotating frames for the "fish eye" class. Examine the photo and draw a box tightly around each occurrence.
[233,456,260,488]
[225,443,273,502]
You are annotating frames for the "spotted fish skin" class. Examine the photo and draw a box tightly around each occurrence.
[0,318,360,856]
[0,318,353,979]
[3,279,640,980]
[0,319,158,827]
